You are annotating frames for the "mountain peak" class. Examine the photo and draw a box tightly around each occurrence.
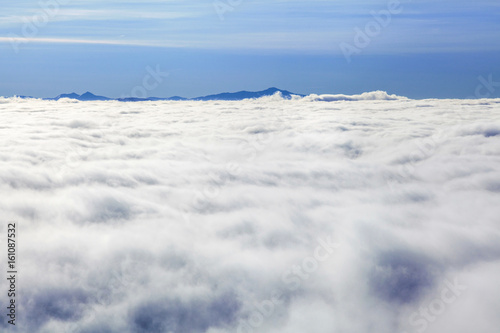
[193,87,302,101]
[78,92,110,101]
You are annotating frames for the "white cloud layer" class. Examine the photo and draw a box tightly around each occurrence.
[301,90,405,101]
[0,96,499,332]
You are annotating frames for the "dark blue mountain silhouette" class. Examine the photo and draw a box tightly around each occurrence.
[193,87,301,101]
[13,87,303,102]
[78,92,110,101]
[51,92,110,101]
[117,96,188,102]
[55,92,80,100]
[160,96,188,101]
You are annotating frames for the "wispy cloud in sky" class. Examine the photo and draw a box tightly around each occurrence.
[1,0,500,53]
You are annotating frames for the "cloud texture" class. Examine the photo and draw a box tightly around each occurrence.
[0,96,499,332]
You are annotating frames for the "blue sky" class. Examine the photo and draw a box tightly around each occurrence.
[1,0,500,98]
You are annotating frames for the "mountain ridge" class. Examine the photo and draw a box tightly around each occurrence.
[33,87,304,102]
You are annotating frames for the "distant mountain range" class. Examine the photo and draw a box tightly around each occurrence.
[192,87,300,101]
[15,87,304,102]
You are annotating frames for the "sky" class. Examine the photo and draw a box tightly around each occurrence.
[1,0,500,99]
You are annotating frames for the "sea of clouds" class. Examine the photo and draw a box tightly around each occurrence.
[0,94,499,333]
